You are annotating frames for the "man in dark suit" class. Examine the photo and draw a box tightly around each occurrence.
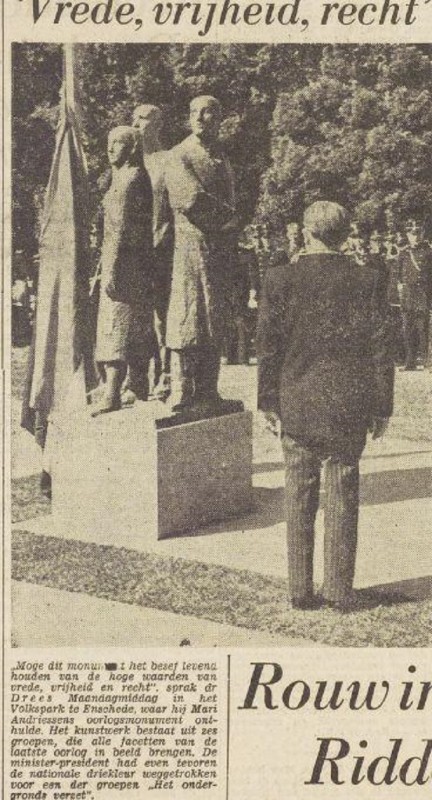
[397,220,432,370]
[257,201,394,611]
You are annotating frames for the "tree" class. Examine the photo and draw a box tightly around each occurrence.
[12,44,61,275]
[12,44,432,280]
[256,45,432,244]
[12,43,322,274]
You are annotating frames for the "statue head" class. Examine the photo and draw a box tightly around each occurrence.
[303,201,350,251]
[189,95,222,143]
[132,104,163,153]
[107,126,141,168]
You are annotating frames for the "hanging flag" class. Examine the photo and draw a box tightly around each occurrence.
[21,45,95,443]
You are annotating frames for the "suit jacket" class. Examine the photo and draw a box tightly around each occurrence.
[257,252,394,460]
[397,246,432,312]
[367,253,389,305]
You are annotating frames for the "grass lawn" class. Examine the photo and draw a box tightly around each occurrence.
[10,346,432,647]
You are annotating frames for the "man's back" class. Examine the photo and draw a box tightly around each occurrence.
[258,252,393,459]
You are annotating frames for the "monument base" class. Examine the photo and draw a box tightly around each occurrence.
[51,401,253,540]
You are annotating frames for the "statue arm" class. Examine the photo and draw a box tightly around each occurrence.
[165,153,202,214]
[166,152,237,233]
[219,158,239,232]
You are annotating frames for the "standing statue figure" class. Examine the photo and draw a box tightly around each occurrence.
[164,95,238,413]
[92,126,154,416]
[123,104,174,402]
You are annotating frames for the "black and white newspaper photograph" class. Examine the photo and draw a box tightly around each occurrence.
[2,2,432,798]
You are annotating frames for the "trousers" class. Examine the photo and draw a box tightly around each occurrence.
[401,308,429,368]
[282,435,360,604]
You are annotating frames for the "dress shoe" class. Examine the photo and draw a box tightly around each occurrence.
[288,595,322,611]
[318,590,379,613]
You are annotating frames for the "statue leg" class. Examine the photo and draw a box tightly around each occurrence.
[126,355,150,402]
[237,313,250,365]
[225,316,238,365]
[91,361,125,416]
[152,307,171,400]
[194,345,222,408]
[152,258,173,401]
[122,311,154,404]
[401,308,417,369]
[129,366,149,401]
[169,349,194,412]
[151,324,163,393]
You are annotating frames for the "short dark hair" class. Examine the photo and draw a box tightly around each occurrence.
[303,201,350,248]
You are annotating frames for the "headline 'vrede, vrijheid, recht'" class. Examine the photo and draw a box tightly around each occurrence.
[20,0,424,36]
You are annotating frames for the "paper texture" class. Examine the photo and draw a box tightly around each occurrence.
[3,3,432,798]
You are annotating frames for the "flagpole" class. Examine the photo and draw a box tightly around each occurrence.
[63,44,76,111]
[62,44,88,172]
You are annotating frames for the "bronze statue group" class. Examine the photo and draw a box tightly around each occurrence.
[92,95,238,418]
[86,95,431,612]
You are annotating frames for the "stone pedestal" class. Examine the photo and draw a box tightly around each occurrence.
[51,402,253,540]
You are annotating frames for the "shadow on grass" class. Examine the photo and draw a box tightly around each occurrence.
[189,462,431,536]
[12,462,430,538]
[367,575,432,601]
[11,529,432,646]
[360,467,431,504]
[252,451,432,476]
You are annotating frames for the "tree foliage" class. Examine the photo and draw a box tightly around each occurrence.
[12,44,432,277]
[256,45,432,246]
[12,43,61,265]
